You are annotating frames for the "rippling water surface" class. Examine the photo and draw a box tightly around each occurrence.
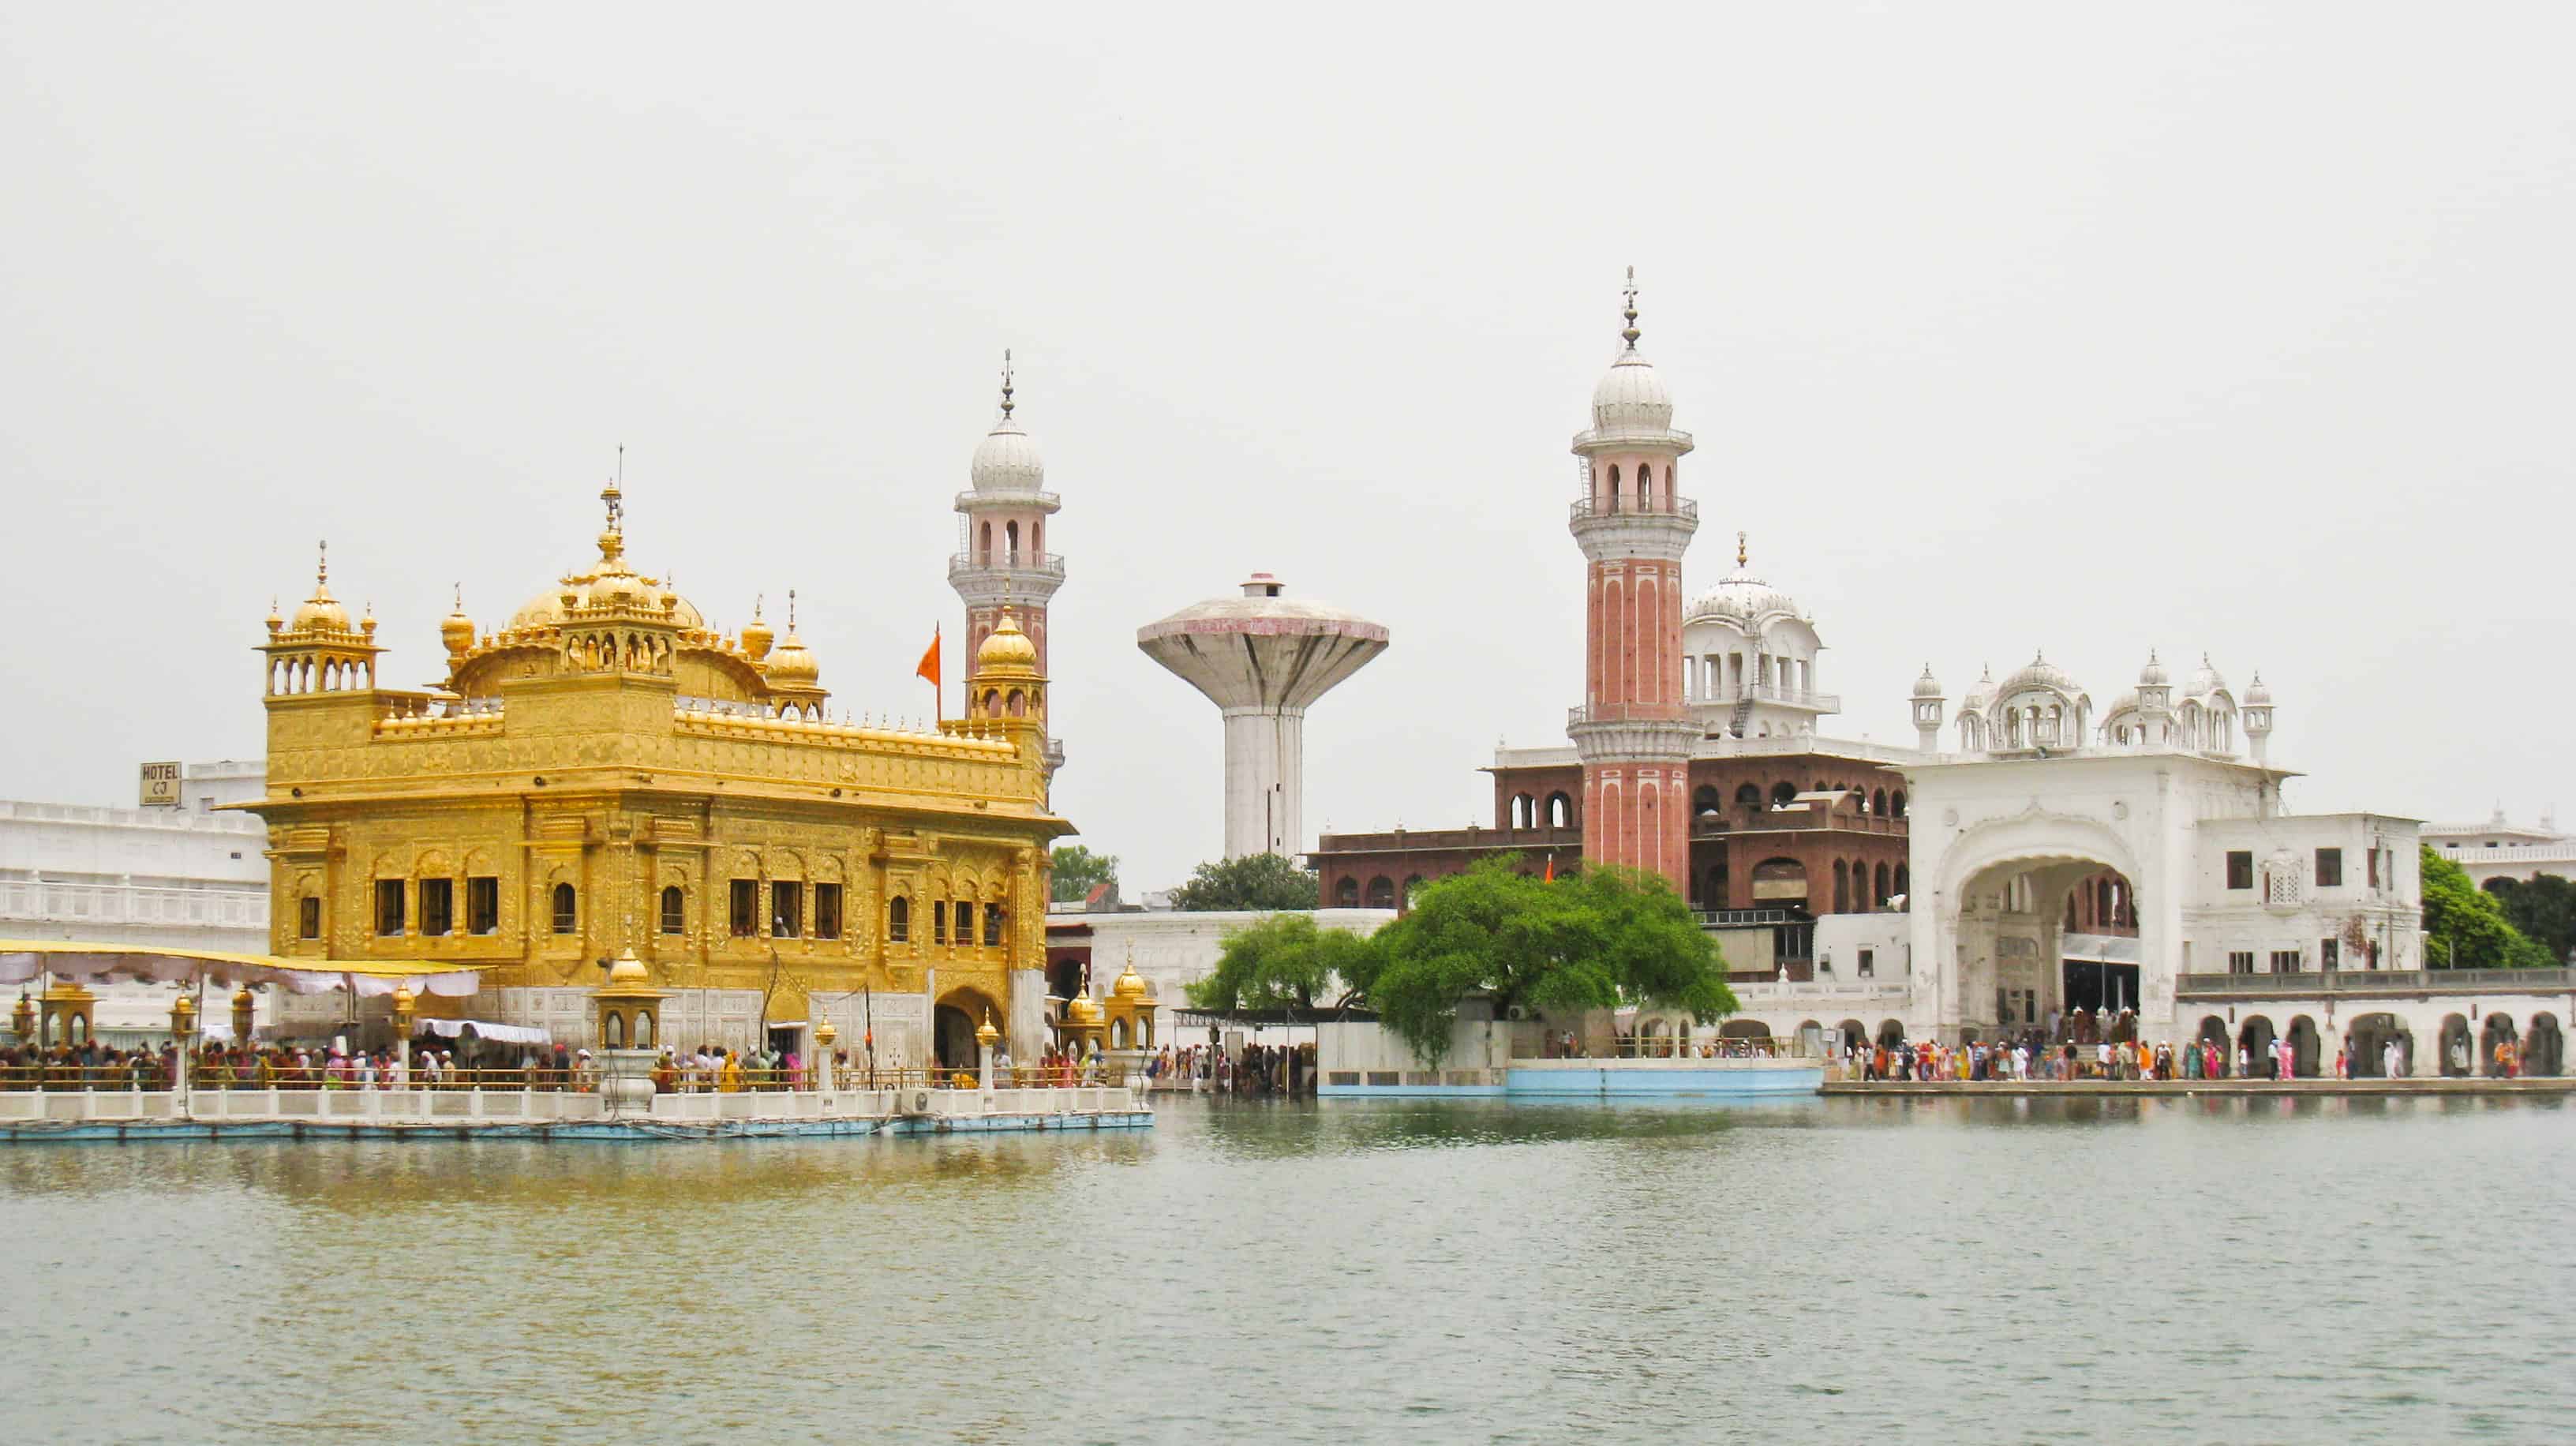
[2,1096,2570,1442]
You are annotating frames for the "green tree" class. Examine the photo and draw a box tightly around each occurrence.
[2485,874,2575,966]
[1170,852,1320,912]
[1050,844,1120,905]
[1185,912,1378,1013]
[1368,859,1735,1066]
[2421,845,2555,968]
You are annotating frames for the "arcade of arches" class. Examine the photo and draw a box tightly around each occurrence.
[1313,754,1910,917]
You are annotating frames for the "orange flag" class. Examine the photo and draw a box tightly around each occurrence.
[915,626,941,686]
[1543,855,1555,883]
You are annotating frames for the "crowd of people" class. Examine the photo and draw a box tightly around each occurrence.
[1141,1041,1316,1096]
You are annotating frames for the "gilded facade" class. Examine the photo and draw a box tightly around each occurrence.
[243,487,1069,1067]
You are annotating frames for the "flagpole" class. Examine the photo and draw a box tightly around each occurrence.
[930,623,942,722]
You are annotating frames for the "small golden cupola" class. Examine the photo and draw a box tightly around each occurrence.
[762,590,829,719]
[262,541,381,697]
[740,596,776,663]
[966,606,1045,725]
[440,584,476,661]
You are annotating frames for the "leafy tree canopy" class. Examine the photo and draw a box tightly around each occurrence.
[1185,913,1378,1014]
[2421,845,2555,968]
[1368,859,1735,1066]
[2481,872,2574,966]
[1170,852,1320,912]
[1050,844,1120,905]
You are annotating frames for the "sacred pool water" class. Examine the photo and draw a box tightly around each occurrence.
[2,1096,2567,1442]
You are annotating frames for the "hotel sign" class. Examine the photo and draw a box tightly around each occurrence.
[139,761,182,808]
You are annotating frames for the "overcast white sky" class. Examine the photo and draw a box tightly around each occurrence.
[3,4,2570,890]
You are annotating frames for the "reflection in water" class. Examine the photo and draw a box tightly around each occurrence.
[1,1096,2567,1444]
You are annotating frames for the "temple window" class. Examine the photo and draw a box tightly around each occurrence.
[298,896,321,940]
[2315,848,2343,887]
[2225,851,2253,890]
[635,1010,655,1048]
[375,879,406,936]
[888,895,911,943]
[468,877,499,935]
[552,882,578,935]
[660,885,685,935]
[983,903,1003,947]
[813,883,841,940]
[729,879,758,937]
[604,1010,626,1048]
[954,901,975,946]
[419,878,454,937]
[771,882,804,938]
[933,902,948,946]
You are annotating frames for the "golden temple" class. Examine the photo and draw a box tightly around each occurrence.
[241,481,1068,1069]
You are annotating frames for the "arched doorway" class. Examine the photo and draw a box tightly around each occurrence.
[2239,1015,2278,1077]
[1794,1020,1825,1058]
[2195,1017,2230,1075]
[2286,1016,2322,1078]
[2346,1013,2411,1078]
[1837,1018,1867,1054]
[2525,1013,2565,1077]
[1949,830,2145,1046]
[1876,1018,1905,1050]
[2439,1013,2473,1076]
[2482,1013,2518,1076]
[934,987,1002,1073]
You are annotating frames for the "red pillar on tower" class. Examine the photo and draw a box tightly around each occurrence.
[1566,272,1698,892]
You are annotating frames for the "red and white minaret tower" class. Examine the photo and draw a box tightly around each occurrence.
[949,350,1067,773]
[1567,271,1698,891]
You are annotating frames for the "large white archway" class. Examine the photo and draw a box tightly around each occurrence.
[1921,808,2151,1046]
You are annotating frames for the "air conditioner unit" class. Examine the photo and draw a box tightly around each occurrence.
[1505,1005,1530,1021]
[908,1089,931,1114]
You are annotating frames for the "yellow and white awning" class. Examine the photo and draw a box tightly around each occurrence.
[0,941,485,997]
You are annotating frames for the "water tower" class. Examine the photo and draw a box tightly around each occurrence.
[1137,573,1389,860]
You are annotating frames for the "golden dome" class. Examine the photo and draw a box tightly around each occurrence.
[975,609,1040,675]
[740,599,775,661]
[766,633,819,686]
[605,947,650,987]
[1111,961,1149,1000]
[975,1011,1000,1045]
[505,491,705,632]
[290,546,350,632]
[440,586,476,656]
[1064,993,1103,1025]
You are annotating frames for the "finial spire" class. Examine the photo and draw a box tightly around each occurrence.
[1619,266,1641,350]
[753,593,764,620]
[601,445,625,535]
[998,349,1015,420]
[1736,530,1748,568]
[787,587,797,630]
[316,539,328,588]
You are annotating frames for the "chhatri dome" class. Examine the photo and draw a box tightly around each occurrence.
[507,481,708,633]
[969,351,1045,493]
[764,590,821,687]
[1688,533,1806,624]
[1589,267,1676,436]
[975,606,1041,674]
[290,543,352,632]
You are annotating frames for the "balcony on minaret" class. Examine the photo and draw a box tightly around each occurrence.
[1569,493,1698,525]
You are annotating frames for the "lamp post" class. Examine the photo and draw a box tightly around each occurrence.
[391,983,417,1081]
[9,992,30,1046]
[814,1018,837,1092]
[170,993,197,1111]
[231,986,256,1049]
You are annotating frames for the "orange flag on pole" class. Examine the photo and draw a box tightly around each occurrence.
[1543,855,1555,883]
[916,626,942,719]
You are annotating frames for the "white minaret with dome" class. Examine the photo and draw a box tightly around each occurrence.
[949,350,1065,774]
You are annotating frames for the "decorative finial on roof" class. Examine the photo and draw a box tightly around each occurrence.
[453,583,463,612]
[316,539,328,588]
[999,348,1015,420]
[601,445,625,534]
[753,593,764,620]
[1737,530,1748,568]
[787,588,798,630]
[1619,266,1641,350]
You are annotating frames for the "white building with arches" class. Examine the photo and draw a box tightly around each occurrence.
[1709,647,2573,1077]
